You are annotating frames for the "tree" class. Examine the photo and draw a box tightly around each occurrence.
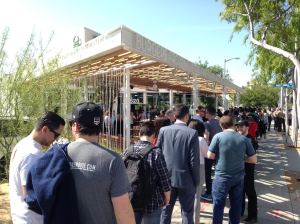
[197,59,233,81]
[240,85,279,107]
[0,28,71,180]
[219,0,300,145]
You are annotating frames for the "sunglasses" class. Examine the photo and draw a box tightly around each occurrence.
[49,128,60,139]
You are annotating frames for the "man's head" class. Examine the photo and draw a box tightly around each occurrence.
[165,109,175,123]
[70,102,103,136]
[219,115,234,130]
[235,120,249,136]
[196,106,205,117]
[35,111,65,146]
[139,121,155,142]
[174,104,190,123]
[188,119,206,137]
[206,106,216,120]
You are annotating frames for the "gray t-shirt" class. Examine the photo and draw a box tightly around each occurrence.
[209,131,255,177]
[205,118,222,143]
[68,139,130,224]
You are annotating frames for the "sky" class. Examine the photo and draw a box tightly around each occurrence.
[0,0,253,87]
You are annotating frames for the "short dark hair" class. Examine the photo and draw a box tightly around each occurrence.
[188,119,206,137]
[139,121,155,137]
[36,111,65,131]
[206,106,216,115]
[219,115,234,129]
[153,117,171,137]
[174,104,189,120]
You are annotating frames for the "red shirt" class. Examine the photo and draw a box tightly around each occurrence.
[248,121,258,139]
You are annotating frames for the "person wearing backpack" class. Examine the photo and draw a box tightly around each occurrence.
[124,121,171,224]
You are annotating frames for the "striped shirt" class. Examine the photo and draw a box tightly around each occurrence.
[124,140,171,213]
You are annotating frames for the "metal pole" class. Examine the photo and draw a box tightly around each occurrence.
[83,79,88,101]
[236,92,240,107]
[182,93,187,105]
[215,93,218,111]
[123,68,131,149]
[280,87,283,108]
[192,77,199,115]
[285,88,289,143]
[222,60,226,110]
[143,91,147,119]
[169,90,174,109]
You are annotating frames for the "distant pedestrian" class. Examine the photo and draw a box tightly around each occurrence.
[165,109,175,123]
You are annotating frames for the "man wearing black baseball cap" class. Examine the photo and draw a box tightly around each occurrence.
[236,120,258,223]
[67,102,135,224]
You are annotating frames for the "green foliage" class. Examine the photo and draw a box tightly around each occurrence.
[219,0,300,83]
[240,85,279,107]
[0,28,70,180]
[197,58,233,81]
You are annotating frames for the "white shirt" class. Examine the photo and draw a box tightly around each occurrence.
[9,135,44,224]
[198,136,208,165]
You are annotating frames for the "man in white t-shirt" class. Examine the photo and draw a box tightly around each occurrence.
[9,111,65,224]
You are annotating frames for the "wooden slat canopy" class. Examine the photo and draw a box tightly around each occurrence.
[61,26,244,95]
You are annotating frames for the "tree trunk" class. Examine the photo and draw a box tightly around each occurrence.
[292,69,298,146]
[249,37,300,146]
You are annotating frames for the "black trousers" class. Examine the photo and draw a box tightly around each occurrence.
[204,158,215,194]
[242,163,257,219]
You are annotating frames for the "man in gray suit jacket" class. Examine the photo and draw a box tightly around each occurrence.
[157,104,200,224]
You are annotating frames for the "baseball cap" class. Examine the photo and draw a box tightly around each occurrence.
[70,102,103,128]
[235,120,249,127]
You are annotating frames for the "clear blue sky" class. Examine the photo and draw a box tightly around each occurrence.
[1,0,253,86]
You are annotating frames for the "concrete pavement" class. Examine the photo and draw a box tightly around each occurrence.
[171,130,300,223]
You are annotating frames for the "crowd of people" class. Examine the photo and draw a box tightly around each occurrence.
[9,101,285,224]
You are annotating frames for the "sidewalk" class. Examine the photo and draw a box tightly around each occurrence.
[172,130,300,223]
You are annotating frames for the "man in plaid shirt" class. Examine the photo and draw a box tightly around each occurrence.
[124,121,171,224]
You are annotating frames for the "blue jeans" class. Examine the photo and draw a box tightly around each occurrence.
[135,208,162,224]
[212,174,244,224]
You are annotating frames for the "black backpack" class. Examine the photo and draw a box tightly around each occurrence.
[123,145,156,211]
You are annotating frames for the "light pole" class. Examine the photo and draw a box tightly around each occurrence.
[222,57,240,110]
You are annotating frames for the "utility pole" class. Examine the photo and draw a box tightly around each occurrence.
[223,57,240,110]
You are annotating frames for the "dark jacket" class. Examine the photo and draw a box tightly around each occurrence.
[25,143,80,224]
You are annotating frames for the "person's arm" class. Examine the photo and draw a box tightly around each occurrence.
[200,138,209,158]
[21,186,27,197]
[190,132,200,186]
[207,151,215,160]
[245,137,257,164]
[245,154,257,164]
[20,154,36,197]
[112,193,135,224]
[204,123,210,144]
[163,191,170,207]
[154,149,171,206]
[204,131,210,144]
[207,134,218,160]
[110,156,135,223]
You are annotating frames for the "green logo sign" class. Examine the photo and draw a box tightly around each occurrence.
[73,36,82,48]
